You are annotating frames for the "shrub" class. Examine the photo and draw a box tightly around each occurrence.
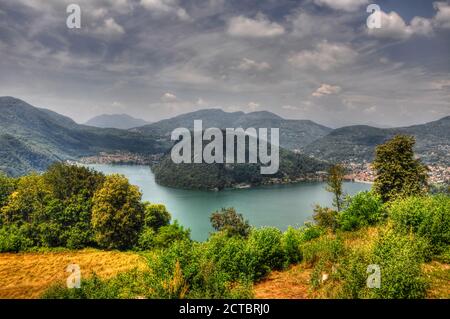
[336,229,429,299]
[137,227,156,250]
[339,191,384,231]
[204,232,253,281]
[299,223,325,242]
[313,205,338,231]
[389,195,450,255]
[247,227,286,280]
[210,207,251,237]
[0,224,34,252]
[282,226,302,264]
[301,235,345,267]
[153,221,191,249]
[369,230,429,298]
[143,202,171,231]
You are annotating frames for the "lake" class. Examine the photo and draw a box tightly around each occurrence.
[87,164,372,241]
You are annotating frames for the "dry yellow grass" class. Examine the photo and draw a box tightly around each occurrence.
[0,249,148,299]
[254,264,314,299]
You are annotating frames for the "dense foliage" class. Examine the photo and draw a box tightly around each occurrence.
[0,163,183,252]
[373,135,429,202]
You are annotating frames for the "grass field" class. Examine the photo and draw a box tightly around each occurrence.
[0,249,148,299]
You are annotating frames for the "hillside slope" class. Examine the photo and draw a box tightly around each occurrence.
[0,97,168,176]
[303,117,450,164]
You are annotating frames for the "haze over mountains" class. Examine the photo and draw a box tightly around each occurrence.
[0,97,449,177]
[131,109,332,150]
[85,114,150,130]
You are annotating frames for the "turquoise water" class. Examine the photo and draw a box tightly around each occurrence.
[87,164,372,241]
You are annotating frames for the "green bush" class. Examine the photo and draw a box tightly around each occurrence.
[337,230,429,299]
[299,223,324,242]
[247,227,286,280]
[301,236,345,266]
[153,220,191,249]
[313,205,338,231]
[339,191,384,231]
[143,203,171,231]
[137,227,156,250]
[0,224,34,252]
[282,226,302,264]
[389,195,450,255]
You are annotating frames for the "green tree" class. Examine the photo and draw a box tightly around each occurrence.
[373,135,428,202]
[312,205,338,231]
[91,174,144,249]
[0,173,16,210]
[1,174,50,225]
[210,207,250,237]
[43,163,105,201]
[326,164,345,211]
[143,202,171,231]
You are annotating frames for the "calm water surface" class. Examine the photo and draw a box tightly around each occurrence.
[88,164,371,241]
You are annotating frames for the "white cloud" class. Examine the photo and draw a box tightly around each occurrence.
[161,92,177,102]
[141,0,190,21]
[94,18,125,37]
[433,2,450,29]
[367,11,433,40]
[236,58,271,71]
[313,0,368,12]
[312,84,342,97]
[288,41,357,71]
[227,14,285,38]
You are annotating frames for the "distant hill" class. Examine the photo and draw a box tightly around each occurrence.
[132,109,332,150]
[152,132,329,190]
[0,97,168,176]
[303,116,450,165]
[85,114,150,129]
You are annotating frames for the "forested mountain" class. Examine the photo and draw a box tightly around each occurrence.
[303,116,450,164]
[0,97,168,176]
[1,96,448,177]
[132,109,332,150]
[151,131,329,190]
[85,114,150,129]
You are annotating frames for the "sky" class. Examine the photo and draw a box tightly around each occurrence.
[0,0,449,128]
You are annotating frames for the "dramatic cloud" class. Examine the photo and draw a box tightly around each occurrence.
[313,0,368,12]
[367,11,433,40]
[312,84,342,97]
[288,42,358,71]
[0,0,448,127]
[227,14,285,38]
[433,1,450,29]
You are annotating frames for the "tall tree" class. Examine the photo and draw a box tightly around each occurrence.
[91,174,144,249]
[373,135,428,202]
[326,164,345,211]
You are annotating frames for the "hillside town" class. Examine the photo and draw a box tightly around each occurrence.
[345,162,450,185]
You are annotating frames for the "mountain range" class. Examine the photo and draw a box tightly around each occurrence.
[131,108,332,150]
[85,114,150,129]
[0,97,167,176]
[0,96,449,177]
